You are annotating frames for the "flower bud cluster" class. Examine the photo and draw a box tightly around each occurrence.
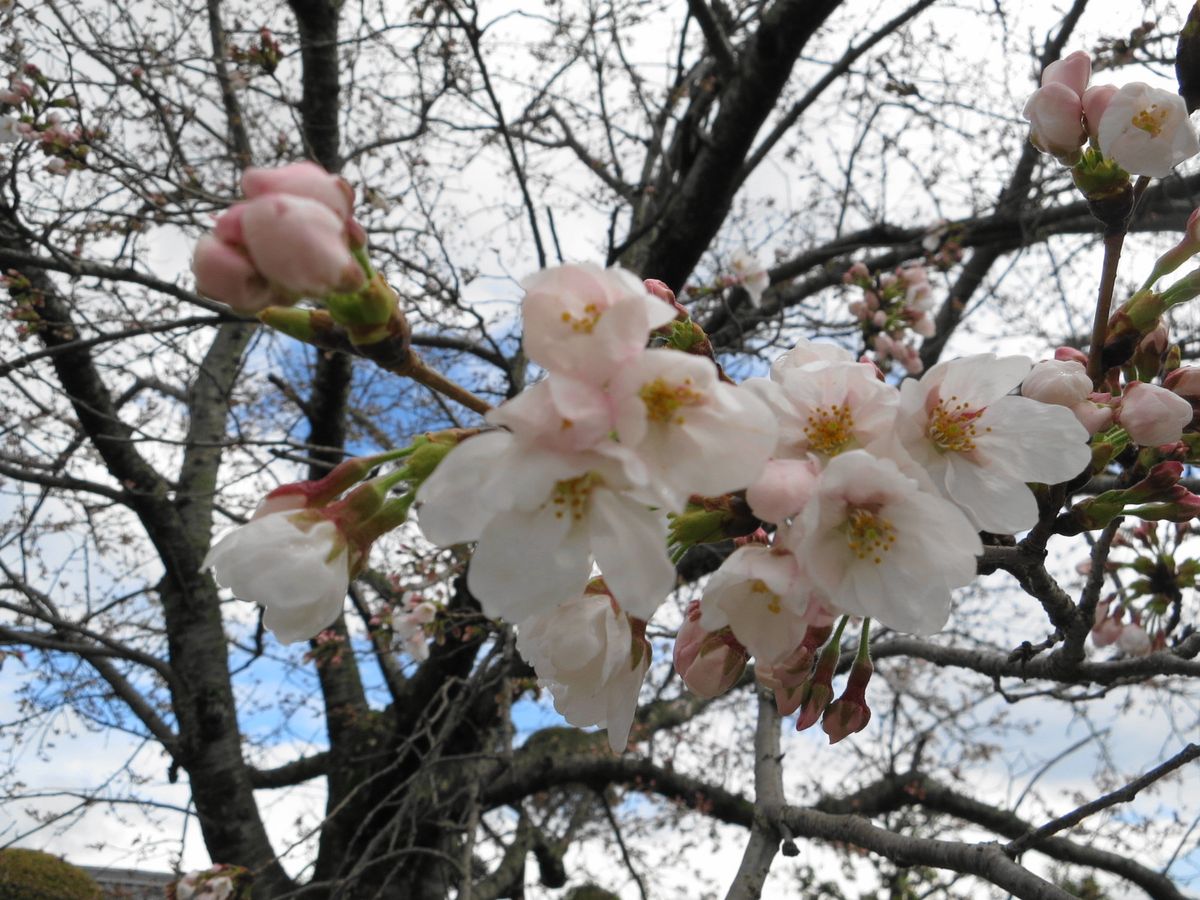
[843,261,934,374]
[1023,49,1199,178]
[193,162,366,313]
[0,65,96,174]
[370,594,438,662]
[1088,521,1199,655]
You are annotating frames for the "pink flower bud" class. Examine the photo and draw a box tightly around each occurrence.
[240,194,366,297]
[673,602,748,699]
[1079,403,1113,435]
[1117,381,1194,446]
[1022,359,1092,407]
[1082,83,1117,141]
[242,161,355,219]
[192,235,275,312]
[745,458,819,525]
[1042,50,1091,96]
[1023,82,1086,161]
[1165,366,1200,399]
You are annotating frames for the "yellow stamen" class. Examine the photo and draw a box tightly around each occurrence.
[552,473,601,522]
[750,579,782,614]
[639,377,705,425]
[560,302,602,334]
[1132,105,1169,138]
[926,395,989,453]
[844,507,897,564]
[803,402,855,455]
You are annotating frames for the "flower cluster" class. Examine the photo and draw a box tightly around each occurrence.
[1023,49,1199,177]
[843,261,935,374]
[683,344,1093,725]
[370,594,438,662]
[417,263,777,626]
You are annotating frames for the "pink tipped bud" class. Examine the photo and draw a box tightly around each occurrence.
[673,602,748,699]
[1054,346,1089,365]
[643,277,688,318]
[746,458,819,525]
[192,235,275,312]
[1165,366,1200,400]
[242,161,355,219]
[1117,381,1194,446]
[1043,50,1091,95]
[240,194,366,297]
[1023,81,1086,162]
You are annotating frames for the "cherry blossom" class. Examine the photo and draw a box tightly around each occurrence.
[796,451,981,635]
[699,544,827,664]
[521,264,675,383]
[415,431,675,623]
[1097,82,1200,178]
[898,354,1092,534]
[516,591,650,754]
[609,348,777,508]
[753,356,898,462]
[204,512,349,645]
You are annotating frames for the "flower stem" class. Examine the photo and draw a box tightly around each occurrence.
[1086,231,1126,384]
[392,353,493,415]
[856,618,872,663]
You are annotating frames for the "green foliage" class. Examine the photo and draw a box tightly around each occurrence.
[0,850,101,900]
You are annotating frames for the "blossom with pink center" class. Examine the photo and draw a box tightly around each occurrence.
[609,349,777,509]
[798,451,981,635]
[898,354,1092,534]
[521,264,675,384]
[395,597,437,662]
[698,544,827,664]
[1098,83,1200,178]
[517,591,650,753]
[673,600,748,699]
[415,430,674,623]
[1116,381,1194,446]
[751,358,899,462]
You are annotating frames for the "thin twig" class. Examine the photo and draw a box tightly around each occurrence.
[1005,743,1200,857]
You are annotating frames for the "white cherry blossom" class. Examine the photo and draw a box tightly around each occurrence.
[1098,82,1200,178]
[521,263,675,383]
[797,451,981,635]
[751,358,898,461]
[517,592,650,753]
[898,354,1092,534]
[730,248,770,306]
[204,512,349,645]
[699,544,826,664]
[416,431,674,623]
[609,349,777,509]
